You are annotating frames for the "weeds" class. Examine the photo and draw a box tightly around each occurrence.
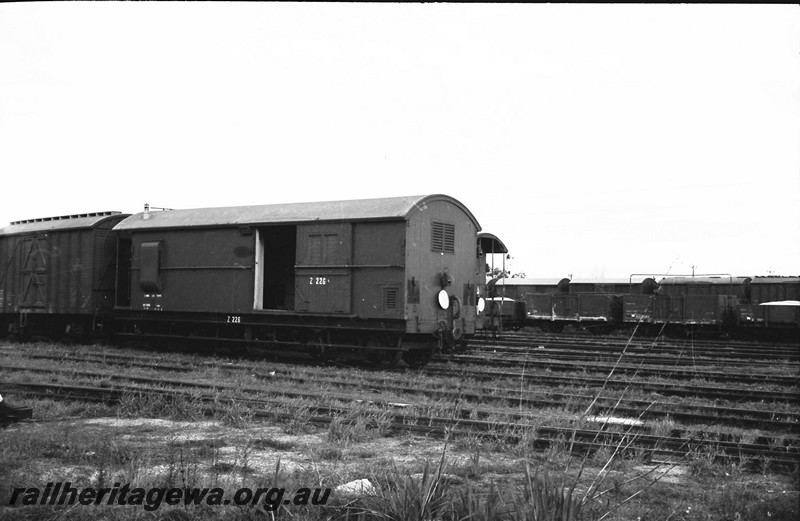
[355,446,586,521]
[117,389,206,421]
[326,405,393,445]
[280,403,315,435]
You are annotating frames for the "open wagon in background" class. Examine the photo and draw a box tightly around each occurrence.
[507,277,656,334]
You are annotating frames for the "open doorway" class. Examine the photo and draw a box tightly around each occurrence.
[254,226,296,310]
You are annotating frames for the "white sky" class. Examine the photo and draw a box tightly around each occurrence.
[1,3,798,278]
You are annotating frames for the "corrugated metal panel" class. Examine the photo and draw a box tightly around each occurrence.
[114,194,480,231]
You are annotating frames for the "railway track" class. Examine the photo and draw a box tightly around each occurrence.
[5,347,799,408]
[16,341,795,393]
[4,380,798,473]
[477,332,800,360]
[436,353,800,386]
[3,349,799,437]
[3,341,798,416]
[423,364,799,404]
[498,330,800,348]
[459,343,800,369]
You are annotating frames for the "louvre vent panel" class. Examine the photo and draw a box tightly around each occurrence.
[432,222,455,253]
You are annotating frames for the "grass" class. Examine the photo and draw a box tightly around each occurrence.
[1,340,798,520]
[1,397,798,521]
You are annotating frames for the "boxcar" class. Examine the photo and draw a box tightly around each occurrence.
[749,276,800,304]
[745,277,800,334]
[112,195,484,365]
[658,276,752,300]
[0,212,129,339]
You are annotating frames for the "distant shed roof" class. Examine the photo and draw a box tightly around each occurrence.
[0,212,126,236]
[569,278,639,285]
[751,277,800,284]
[660,276,751,285]
[114,194,479,231]
[493,278,569,286]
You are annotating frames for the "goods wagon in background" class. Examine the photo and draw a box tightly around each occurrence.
[0,212,129,339]
[743,277,800,335]
[622,276,749,334]
[513,273,797,339]
[503,277,657,334]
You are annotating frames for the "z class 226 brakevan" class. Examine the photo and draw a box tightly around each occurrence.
[0,195,499,368]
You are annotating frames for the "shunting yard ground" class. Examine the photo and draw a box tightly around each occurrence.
[0,335,798,521]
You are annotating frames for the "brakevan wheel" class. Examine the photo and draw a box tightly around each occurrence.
[402,348,433,369]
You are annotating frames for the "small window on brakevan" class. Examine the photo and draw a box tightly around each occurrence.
[309,234,339,264]
[140,241,162,292]
[431,222,455,253]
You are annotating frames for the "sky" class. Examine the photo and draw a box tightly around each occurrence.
[1,3,798,279]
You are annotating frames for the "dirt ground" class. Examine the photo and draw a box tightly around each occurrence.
[2,415,797,520]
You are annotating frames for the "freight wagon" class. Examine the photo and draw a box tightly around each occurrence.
[520,274,797,339]
[741,277,800,337]
[0,212,129,339]
[518,278,656,333]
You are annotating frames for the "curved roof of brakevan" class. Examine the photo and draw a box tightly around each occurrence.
[477,232,508,254]
[0,212,127,236]
[114,195,481,231]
